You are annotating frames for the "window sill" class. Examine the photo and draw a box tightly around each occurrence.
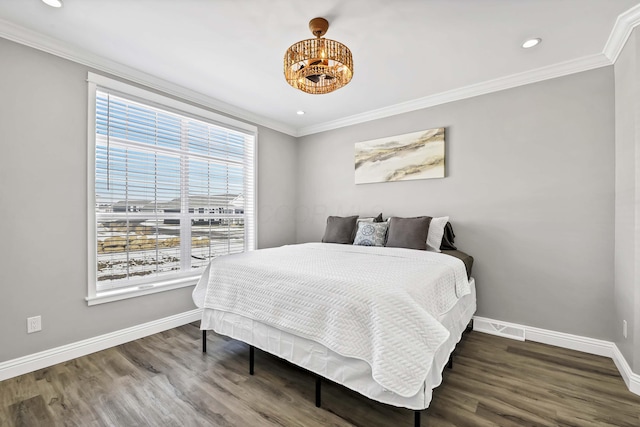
[86,275,199,306]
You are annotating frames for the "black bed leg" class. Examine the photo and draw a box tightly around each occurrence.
[466,318,474,333]
[415,411,421,427]
[447,354,453,369]
[249,345,255,375]
[315,376,321,407]
[202,330,207,353]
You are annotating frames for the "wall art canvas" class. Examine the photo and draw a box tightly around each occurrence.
[354,128,445,184]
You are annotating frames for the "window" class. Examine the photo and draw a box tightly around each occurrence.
[87,73,256,305]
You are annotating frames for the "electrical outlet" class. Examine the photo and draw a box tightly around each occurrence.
[27,316,42,334]
[623,320,628,339]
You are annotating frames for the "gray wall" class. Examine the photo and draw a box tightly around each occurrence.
[0,33,630,369]
[256,126,297,248]
[0,38,297,363]
[296,67,616,341]
[614,28,640,371]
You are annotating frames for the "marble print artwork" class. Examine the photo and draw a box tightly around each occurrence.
[354,128,445,184]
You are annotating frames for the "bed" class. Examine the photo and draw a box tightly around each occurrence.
[192,242,475,426]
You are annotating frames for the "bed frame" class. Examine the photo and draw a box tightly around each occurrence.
[201,320,473,427]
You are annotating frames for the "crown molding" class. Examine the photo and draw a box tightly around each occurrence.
[0,18,297,137]
[2,1,637,139]
[299,3,637,136]
[298,53,611,136]
[604,3,640,63]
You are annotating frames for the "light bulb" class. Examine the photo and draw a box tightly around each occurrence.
[522,38,541,49]
[42,0,63,8]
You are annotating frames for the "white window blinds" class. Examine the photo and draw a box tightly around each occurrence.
[90,80,256,296]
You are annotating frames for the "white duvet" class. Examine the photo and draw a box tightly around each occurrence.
[192,243,470,397]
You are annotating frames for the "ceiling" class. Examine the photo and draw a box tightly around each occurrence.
[1,0,639,136]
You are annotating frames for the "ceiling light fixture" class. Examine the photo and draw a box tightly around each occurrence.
[284,17,353,95]
[296,111,305,115]
[522,38,541,49]
[42,0,63,8]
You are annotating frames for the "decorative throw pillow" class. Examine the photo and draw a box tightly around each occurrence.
[322,215,359,244]
[353,221,389,246]
[426,216,449,252]
[385,216,431,250]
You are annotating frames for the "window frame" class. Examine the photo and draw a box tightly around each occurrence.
[86,73,258,306]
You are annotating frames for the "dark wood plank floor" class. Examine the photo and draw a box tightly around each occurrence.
[1,323,639,426]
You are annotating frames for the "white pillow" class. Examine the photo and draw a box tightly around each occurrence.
[356,217,375,223]
[357,213,383,224]
[426,216,449,252]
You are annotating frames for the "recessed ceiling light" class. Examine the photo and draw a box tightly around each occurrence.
[296,111,305,115]
[42,0,63,7]
[522,38,541,49]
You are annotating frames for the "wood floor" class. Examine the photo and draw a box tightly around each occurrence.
[1,323,639,427]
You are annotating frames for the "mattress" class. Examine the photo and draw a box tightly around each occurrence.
[194,243,470,397]
[201,278,476,410]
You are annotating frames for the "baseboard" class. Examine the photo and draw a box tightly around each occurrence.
[3,310,638,398]
[473,316,526,341]
[473,316,612,357]
[0,308,202,382]
[472,315,639,397]
[523,324,613,358]
[612,344,640,395]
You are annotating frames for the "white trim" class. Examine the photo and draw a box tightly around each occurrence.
[86,276,199,306]
[612,344,640,395]
[249,131,259,250]
[603,4,640,63]
[298,54,610,136]
[0,18,296,136]
[87,80,97,300]
[473,316,640,397]
[473,316,612,358]
[524,324,613,358]
[472,316,525,341]
[0,309,203,382]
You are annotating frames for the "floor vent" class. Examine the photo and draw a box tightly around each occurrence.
[473,317,526,341]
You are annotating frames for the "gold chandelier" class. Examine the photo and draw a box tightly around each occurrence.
[284,17,353,95]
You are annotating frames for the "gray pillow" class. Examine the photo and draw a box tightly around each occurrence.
[322,216,359,244]
[385,216,432,250]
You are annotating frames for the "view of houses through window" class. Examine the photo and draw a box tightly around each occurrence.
[94,90,254,291]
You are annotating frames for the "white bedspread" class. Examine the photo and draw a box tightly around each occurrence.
[192,243,470,397]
